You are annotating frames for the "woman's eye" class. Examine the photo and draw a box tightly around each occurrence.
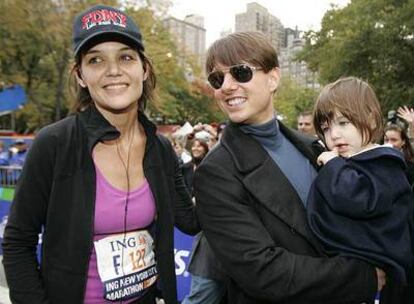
[121,54,135,61]
[338,120,349,126]
[87,56,103,64]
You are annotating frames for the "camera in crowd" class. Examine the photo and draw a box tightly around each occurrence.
[387,110,408,130]
[387,110,398,124]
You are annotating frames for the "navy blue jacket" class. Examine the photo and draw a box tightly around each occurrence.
[307,147,414,283]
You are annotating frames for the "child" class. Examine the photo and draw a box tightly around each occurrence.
[307,77,414,284]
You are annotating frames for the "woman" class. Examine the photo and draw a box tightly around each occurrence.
[182,138,227,304]
[2,5,199,304]
[182,139,209,193]
[384,123,414,185]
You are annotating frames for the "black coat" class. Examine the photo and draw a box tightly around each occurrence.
[2,106,200,304]
[193,122,377,304]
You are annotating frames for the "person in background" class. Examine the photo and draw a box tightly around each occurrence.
[297,110,316,137]
[307,77,413,303]
[384,123,414,185]
[0,141,9,166]
[8,139,28,167]
[182,138,209,193]
[193,123,218,150]
[194,31,384,304]
[383,124,414,304]
[172,135,192,165]
[2,5,199,304]
[182,137,227,304]
[0,140,10,186]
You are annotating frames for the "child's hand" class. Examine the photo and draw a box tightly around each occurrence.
[317,151,338,166]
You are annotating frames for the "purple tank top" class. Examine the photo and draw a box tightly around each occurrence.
[84,163,157,304]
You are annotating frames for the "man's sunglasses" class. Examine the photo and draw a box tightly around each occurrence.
[207,64,262,89]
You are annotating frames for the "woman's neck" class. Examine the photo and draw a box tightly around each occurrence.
[95,104,143,145]
[95,103,139,139]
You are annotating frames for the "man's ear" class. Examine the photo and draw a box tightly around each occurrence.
[268,67,281,92]
[75,68,87,88]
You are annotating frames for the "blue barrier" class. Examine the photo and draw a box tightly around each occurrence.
[174,228,194,301]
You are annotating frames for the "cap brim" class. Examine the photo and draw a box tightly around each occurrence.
[74,31,144,57]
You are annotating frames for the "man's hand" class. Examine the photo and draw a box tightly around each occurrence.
[375,267,386,291]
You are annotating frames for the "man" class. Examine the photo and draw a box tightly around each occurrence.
[193,32,385,304]
[297,111,316,136]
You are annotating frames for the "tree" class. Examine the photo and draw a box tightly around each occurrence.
[0,0,219,132]
[0,0,117,132]
[275,76,319,128]
[298,0,414,113]
[126,5,220,125]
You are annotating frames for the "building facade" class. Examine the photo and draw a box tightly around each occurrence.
[279,28,319,89]
[163,15,206,67]
[235,2,284,52]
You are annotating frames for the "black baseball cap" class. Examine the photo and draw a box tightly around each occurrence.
[72,5,144,57]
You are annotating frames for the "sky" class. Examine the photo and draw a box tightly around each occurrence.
[169,0,350,46]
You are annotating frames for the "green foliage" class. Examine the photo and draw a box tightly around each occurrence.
[298,0,414,114]
[0,0,217,132]
[275,76,319,128]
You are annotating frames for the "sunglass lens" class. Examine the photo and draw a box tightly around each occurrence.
[231,65,253,83]
[208,71,224,89]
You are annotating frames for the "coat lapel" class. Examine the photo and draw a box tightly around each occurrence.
[221,122,322,245]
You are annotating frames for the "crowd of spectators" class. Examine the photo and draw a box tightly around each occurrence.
[0,139,29,186]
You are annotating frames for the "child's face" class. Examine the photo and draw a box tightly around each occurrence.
[320,113,365,157]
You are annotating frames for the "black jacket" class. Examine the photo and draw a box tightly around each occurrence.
[2,106,200,304]
[194,122,377,304]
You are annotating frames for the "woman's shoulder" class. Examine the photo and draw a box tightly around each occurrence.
[28,115,80,156]
[36,115,78,139]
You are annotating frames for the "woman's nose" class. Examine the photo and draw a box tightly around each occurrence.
[106,60,121,76]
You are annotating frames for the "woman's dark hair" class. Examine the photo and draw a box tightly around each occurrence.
[191,139,209,166]
[384,123,414,162]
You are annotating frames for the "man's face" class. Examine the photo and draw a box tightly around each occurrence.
[212,64,280,125]
[297,115,315,136]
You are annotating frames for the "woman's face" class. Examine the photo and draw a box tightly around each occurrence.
[77,41,147,114]
[191,140,207,160]
[384,130,405,150]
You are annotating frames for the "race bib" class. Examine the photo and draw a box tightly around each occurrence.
[94,230,158,301]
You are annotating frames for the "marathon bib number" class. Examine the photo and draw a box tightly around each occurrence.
[94,230,158,301]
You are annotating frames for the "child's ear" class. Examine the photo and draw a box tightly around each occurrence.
[368,114,377,130]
